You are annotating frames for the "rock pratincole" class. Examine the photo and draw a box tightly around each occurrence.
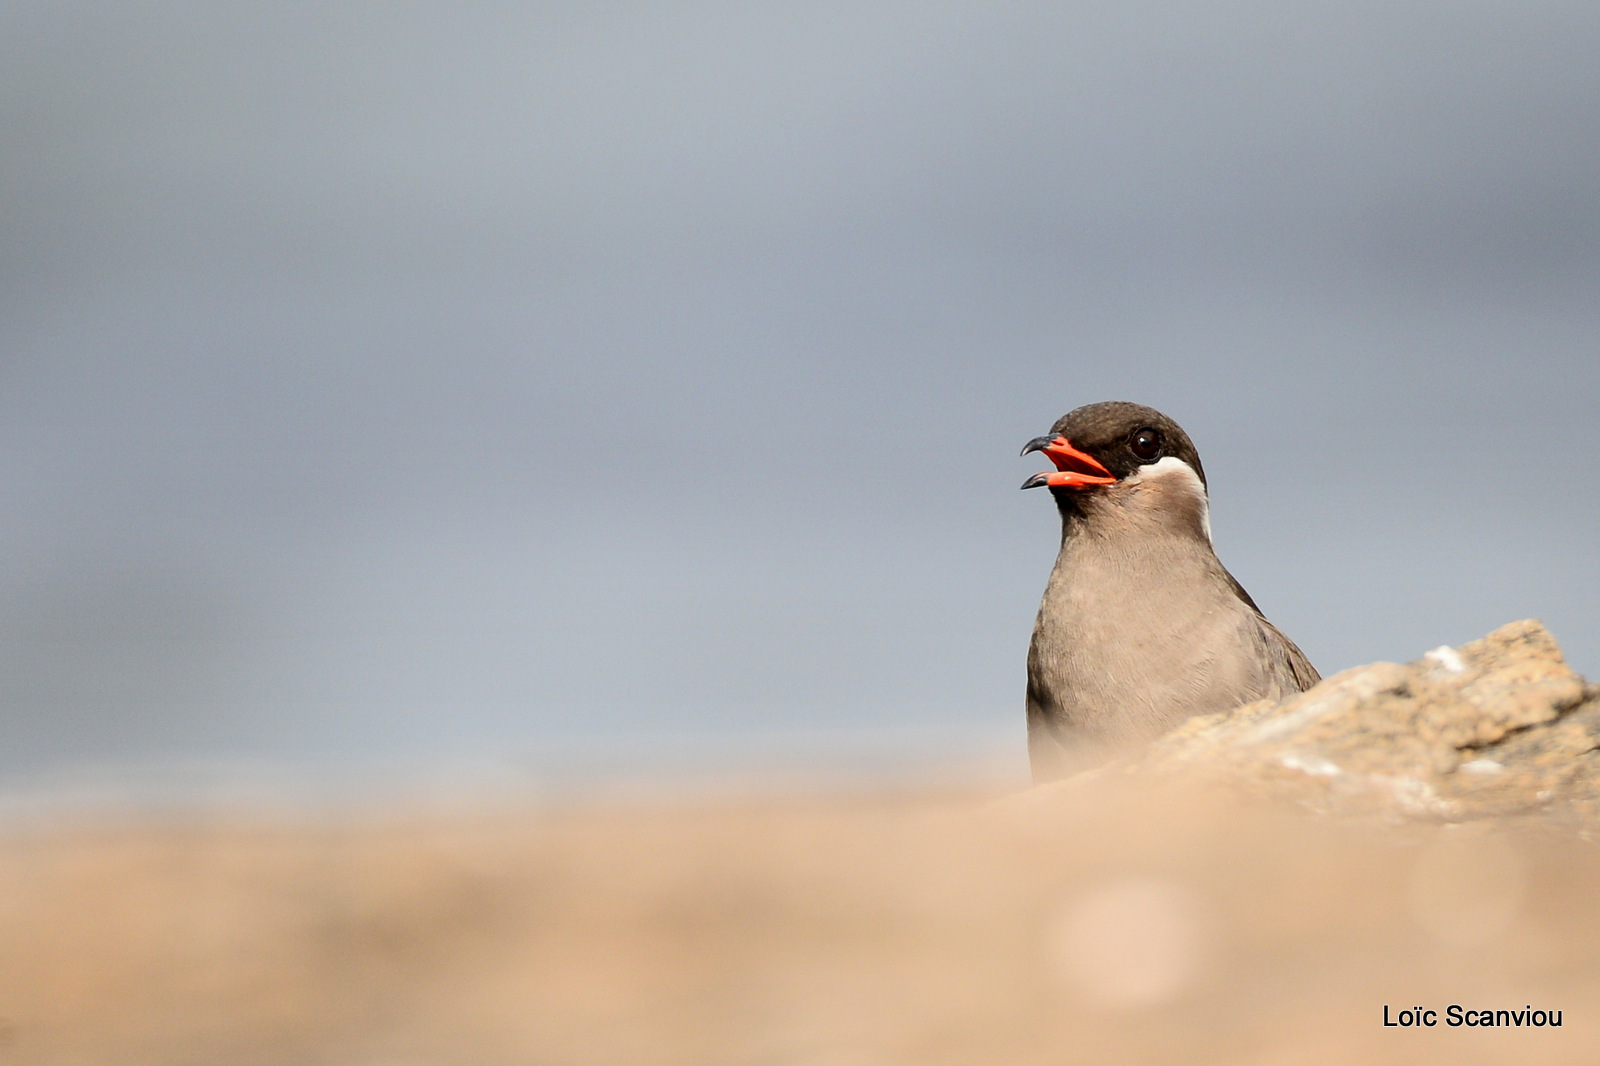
[1021,401,1319,781]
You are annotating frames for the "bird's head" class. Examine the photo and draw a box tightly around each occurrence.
[1021,402,1209,528]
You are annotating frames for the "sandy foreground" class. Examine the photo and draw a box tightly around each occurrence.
[0,776,1595,1065]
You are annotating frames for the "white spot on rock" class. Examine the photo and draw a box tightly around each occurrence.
[1279,751,1342,777]
[1425,645,1466,673]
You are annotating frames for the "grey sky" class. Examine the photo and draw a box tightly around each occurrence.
[0,2,1596,779]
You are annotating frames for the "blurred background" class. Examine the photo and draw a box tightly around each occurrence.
[0,0,1595,796]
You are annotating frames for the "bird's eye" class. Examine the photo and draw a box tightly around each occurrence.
[1130,427,1163,462]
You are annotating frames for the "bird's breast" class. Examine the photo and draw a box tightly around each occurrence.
[1029,531,1275,748]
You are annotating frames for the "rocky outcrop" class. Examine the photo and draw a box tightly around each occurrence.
[1111,620,1600,822]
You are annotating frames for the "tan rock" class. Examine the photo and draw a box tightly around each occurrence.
[1113,619,1600,822]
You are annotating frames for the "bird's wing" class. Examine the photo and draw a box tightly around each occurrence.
[1221,565,1321,692]
[1220,566,1263,615]
[1260,617,1321,691]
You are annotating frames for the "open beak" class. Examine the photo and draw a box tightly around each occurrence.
[1020,435,1117,490]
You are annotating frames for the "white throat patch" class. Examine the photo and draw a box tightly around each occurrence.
[1126,456,1212,544]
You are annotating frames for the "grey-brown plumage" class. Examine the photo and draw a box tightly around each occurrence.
[1022,402,1318,781]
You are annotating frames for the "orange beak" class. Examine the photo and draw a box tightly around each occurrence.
[1020,435,1117,490]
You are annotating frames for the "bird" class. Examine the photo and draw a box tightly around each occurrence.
[1020,401,1319,781]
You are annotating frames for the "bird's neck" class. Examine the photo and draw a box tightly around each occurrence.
[1054,461,1214,550]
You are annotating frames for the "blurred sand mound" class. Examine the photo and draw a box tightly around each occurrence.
[2,621,1599,1065]
[1112,619,1600,823]
[6,786,1600,1065]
